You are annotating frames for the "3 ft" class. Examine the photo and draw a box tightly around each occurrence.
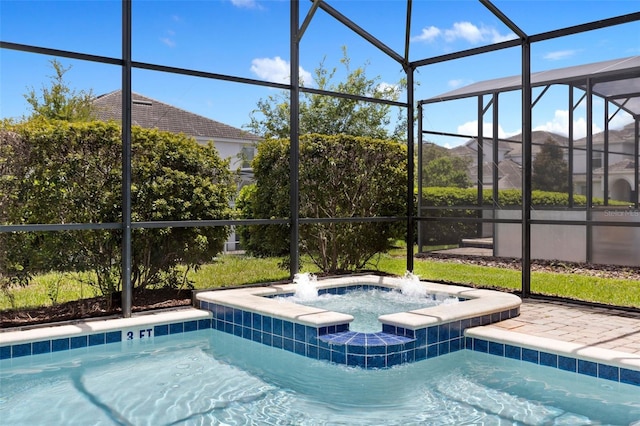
[125,328,153,340]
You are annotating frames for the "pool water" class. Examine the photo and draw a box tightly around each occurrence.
[2,329,639,425]
[281,288,459,333]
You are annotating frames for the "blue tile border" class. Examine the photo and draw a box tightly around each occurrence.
[466,336,639,387]
[201,296,513,369]
[1,313,638,387]
[0,317,212,360]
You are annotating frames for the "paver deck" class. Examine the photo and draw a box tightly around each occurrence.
[489,298,640,355]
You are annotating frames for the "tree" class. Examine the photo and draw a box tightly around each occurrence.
[245,47,406,140]
[532,138,569,193]
[24,59,95,122]
[422,143,471,188]
[239,134,407,273]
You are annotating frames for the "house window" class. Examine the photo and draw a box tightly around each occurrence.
[241,146,255,168]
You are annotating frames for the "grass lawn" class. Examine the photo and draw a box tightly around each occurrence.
[2,251,639,311]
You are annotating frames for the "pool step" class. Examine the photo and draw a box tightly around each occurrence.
[436,376,591,424]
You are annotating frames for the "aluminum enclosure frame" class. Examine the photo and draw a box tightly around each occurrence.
[2,1,640,315]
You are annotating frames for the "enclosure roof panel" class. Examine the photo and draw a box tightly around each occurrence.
[423,56,640,117]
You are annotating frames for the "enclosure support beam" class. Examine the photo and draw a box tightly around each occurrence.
[586,79,594,263]
[289,0,301,277]
[406,66,415,272]
[521,41,532,298]
[121,0,133,318]
[635,118,639,209]
[417,102,424,253]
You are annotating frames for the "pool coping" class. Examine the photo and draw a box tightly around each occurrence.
[196,274,522,331]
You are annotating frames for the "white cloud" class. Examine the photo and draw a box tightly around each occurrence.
[250,56,312,86]
[533,109,602,139]
[160,37,176,48]
[410,26,441,43]
[413,22,515,46]
[444,22,484,44]
[543,50,579,61]
[230,0,261,9]
[457,120,518,139]
[448,78,472,88]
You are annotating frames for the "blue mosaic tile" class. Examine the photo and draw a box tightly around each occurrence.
[427,326,438,344]
[307,344,319,359]
[414,328,427,346]
[294,341,306,356]
[261,332,272,346]
[233,308,243,325]
[242,310,252,328]
[283,338,294,352]
[88,333,105,346]
[387,351,401,366]
[13,343,31,358]
[471,316,482,327]
[262,316,272,333]
[319,347,331,361]
[52,338,70,352]
[540,352,557,368]
[32,340,50,355]
[598,364,619,382]
[272,335,283,349]
[491,312,501,323]
[450,338,463,353]
[505,344,521,360]
[184,320,198,332]
[283,321,294,339]
[71,335,88,349]
[438,324,450,341]
[368,355,386,369]
[154,324,169,337]
[198,318,212,330]
[474,339,488,353]
[233,324,243,337]
[242,326,251,339]
[294,323,306,342]
[522,348,539,364]
[0,345,11,360]
[252,329,261,342]
[427,344,438,359]
[438,341,450,356]
[332,351,346,364]
[450,321,462,339]
[169,322,183,334]
[489,342,504,356]
[382,324,396,334]
[106,331,121,344]
[621,368,640,386]
[252,313,262,331]
[558,356,576,372]
[578,359,598,377]
[273,318,283,335]
[223,321,233,334]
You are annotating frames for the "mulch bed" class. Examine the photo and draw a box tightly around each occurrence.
[1,288,193,329]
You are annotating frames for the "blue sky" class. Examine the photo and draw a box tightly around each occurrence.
[1,0,639,147]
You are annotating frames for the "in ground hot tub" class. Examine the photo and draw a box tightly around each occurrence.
[196,274,521,368]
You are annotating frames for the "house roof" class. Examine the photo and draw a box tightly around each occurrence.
[423,56,640,118]
[93,90,261,142]
[594,158,638,174]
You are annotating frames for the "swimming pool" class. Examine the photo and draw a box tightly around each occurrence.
[2,328,639,425]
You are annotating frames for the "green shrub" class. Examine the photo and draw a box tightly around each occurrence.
[239,134,407,273]
[1,119,234,298]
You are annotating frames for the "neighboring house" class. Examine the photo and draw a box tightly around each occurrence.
[93,90,262,251]
[449,124,638,203]
[451,131,568,190]
[573,122,638,203]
